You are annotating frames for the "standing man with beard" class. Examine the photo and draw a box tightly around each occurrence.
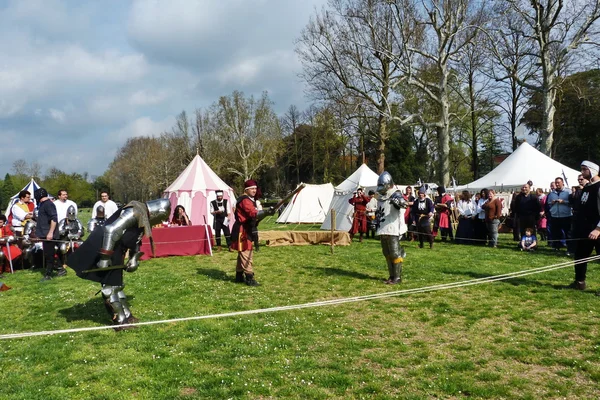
[569,161,600,291]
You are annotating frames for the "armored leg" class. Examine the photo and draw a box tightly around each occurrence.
[101,285,129,327]
[117,289,139,324]
[381,235,403,284]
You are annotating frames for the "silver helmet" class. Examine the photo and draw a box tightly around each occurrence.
[377,171,394,195]
[146,198,172,225]
[95,205,105,219]
[67,205,76,221]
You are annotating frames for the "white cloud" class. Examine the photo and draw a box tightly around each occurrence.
[49,108,66,124]
[107,116,176,143]
[128,90,170,106]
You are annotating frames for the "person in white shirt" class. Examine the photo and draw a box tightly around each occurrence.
[54,189,78,222]
[91,191,118,220]
[11,190,33,236]
[455,190,475,244]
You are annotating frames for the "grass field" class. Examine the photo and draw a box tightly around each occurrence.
[1,216,599,399]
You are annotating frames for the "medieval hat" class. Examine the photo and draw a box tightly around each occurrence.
[418,186,427,194]
[244,180,258,190]
[215,190,224,196]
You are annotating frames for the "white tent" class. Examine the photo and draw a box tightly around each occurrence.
[276,183,334,224]
[4,178,41,217]
[455,142,581,192]
[321,164,380,231]
[163,154,236,229]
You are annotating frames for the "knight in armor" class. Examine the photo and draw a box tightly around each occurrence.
[35,188,65,280]
[57,205,85,268]
[67,198,170,329]
[210,190,231,249]
[87,205,106,233]
[230,180,275,286]
[376,171,408,284]
[21,212,39,268]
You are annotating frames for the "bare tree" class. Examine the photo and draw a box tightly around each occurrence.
[296,0,412,173]
[390,0,489,186]
[502,0,600,155]
[214,91,282,181]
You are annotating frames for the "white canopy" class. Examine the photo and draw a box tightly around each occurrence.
[321,164,379,231]
[455,142,581,192]
[4,178,41,217]
[276,183,334,224]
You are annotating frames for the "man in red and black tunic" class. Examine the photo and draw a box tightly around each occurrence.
[348,187,371,242]
[230,180,274,286]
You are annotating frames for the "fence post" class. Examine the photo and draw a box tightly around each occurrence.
[330,209,336,254]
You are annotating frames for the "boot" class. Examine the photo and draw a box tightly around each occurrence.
[42,262,54,281]
[235,271,245,283]
[386,262,402,285]
[567,280,586,290]
[359,234,363,243]
[118,290,139,325]
[55,266,67,277]
[384,259,394,283]
[245,273,260,286]
[0,283,11,291]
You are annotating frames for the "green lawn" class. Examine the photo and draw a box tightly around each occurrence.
[1,217,599,399]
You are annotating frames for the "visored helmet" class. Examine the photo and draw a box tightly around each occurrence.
[67,205,76,221]
[376,171,394,196]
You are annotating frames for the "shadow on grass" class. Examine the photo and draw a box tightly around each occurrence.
[304,265,381,281]
[58,296,114,324]
[196,267,232,282]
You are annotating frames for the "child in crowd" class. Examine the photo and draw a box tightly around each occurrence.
[520,228,537,252]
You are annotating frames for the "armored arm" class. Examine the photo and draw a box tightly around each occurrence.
[389,192,408,210]
[96,208,139,269]
[256,207,275,222]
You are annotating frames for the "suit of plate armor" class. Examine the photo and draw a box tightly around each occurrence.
[376,171,408,284]
[57,205,85,267]
[95,199,170,328]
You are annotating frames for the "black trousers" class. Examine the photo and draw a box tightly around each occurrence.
[214,219,231,247]
[574,238,600,282]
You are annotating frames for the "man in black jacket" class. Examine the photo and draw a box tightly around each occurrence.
[513,182,541,238]
[35,188,66,281]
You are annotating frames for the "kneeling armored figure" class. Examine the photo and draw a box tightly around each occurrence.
[67,198,171,329]
[376,171,408,284]
[57,205,85,268]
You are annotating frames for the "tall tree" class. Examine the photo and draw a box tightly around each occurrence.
[214,91,282,182]
[502,0,600,156]
[391,0,489,185]
[281,105,303,184]
[296,0,412,173]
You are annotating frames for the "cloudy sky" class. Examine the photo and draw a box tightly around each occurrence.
[0,0,326,178]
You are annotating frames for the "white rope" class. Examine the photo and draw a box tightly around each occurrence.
[2,254,598,340]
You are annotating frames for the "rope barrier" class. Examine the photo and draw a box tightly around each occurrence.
[1,254,598,340]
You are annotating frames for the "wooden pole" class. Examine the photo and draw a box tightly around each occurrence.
[330,209,336,254]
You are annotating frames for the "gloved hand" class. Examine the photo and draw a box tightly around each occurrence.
[389,196,402,210]
[268,206,276,215]
[125,252,144,272]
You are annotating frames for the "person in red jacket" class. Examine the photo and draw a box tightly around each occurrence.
[348,187,371,242]
[230,180,274,286]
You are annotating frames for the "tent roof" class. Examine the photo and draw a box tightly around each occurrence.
[455,142,581,192]
[276,183,334,224]
[4,178,41,216]
[334,164,379,193]
[164,154,233,195]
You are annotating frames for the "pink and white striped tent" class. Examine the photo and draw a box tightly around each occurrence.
[163,154,236,229]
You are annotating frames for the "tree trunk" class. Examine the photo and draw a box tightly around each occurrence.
[376,114,387,174]
[540,84,556,157]
[438,94,450,187]
[469,74,479,179]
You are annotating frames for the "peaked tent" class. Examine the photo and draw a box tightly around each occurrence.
[163,154,236,229]
[276,183,334,224]
[4,178,40,217]
[321,164,380,231]
[454,141,581,192]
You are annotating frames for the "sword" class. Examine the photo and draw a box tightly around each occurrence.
[81,264,126,274]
